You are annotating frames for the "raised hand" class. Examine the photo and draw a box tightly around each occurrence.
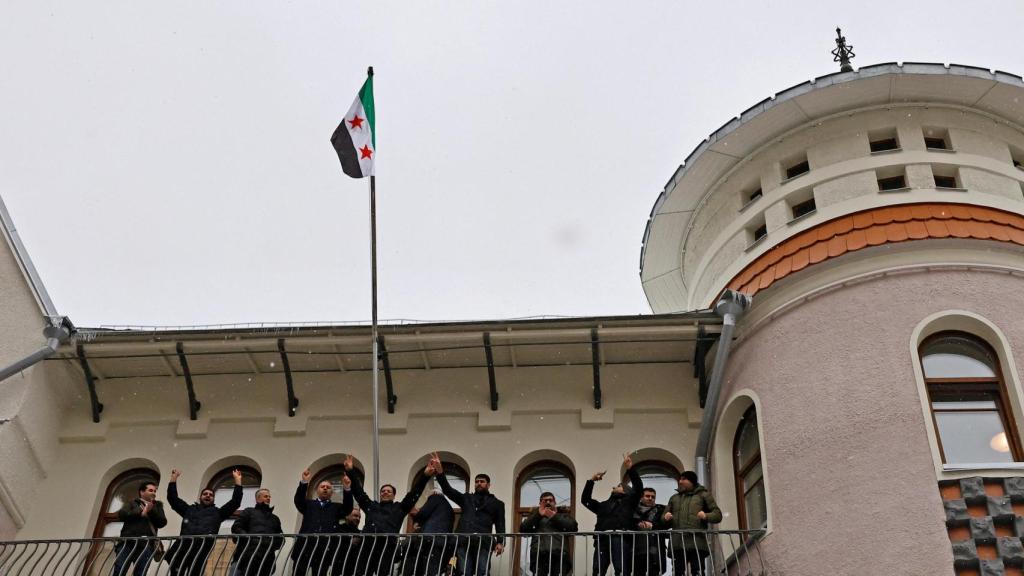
[170,469,181,482]
[591,471,605,482]
[623,452,633,470]
[429,452,443,471]
[342,474,352,490]
[424,461,437,477]
[301,469,311,483]
[232,469,243,485]
[343,454,354,471]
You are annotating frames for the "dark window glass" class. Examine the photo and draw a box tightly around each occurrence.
[870,138,900,152]
[934,175,958,189]
[734,408,767,530]
[925,137,949,150]
[790,198,816,219]
[748,188,763,203]
[785,160,810,179]
[877,175,907,191]
[752,224,767,242]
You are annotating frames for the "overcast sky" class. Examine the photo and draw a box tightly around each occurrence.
[2,1,1022,328]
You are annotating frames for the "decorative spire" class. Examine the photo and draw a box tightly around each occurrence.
[832,27,855,72]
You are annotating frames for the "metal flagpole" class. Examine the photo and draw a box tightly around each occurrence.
[370,171,380,493]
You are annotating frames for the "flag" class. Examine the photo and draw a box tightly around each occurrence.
[331,72,375,178]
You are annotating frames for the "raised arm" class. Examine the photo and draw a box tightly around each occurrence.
[338,484,355,518]
[581,472,602,514]
[433,469,467,508]
[166,470,190,517]
[294,470,310,514]
[401,468,433,513]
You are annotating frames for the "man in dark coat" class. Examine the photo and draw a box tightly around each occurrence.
[164,467,243,575]
[405,485,455,576]
[112,480,168,576]
[430,453,505,576]
[581,453,642,576]
[344,454,434,575]
[662,471,722,576]
[520,491,579,576]
[231,487,284,576]
[291,467,354,576]
[332,508,363,576]
[630,487,667,576]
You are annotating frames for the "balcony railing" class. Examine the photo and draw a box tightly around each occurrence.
[0,529,766,575]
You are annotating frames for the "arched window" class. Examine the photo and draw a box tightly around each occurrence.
[631,461,679,506]
[309,464,364,503]
[734,407,766,530]
[206,466,262,534]
[515,461,575,527]
[93,468,161,538]
[921,332,1022,464]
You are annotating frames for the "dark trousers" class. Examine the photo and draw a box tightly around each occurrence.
[234,549,278,576]
[670,548,708,576]
[111,541,155,576]
[628,534,666,576]
[455,537,494,576]
[167,538,215,575]
[592,534,629,576]
[530,551,572,576]
[356,535,398,576]
[403,536,455,576]
[290,536,337,576]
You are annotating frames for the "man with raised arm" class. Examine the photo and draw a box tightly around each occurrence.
[430,453,505,576]
[231,487,284,576]
[581,453,642,576]
[292,466,354,576]
[344,454,435,575]
[164,468,243,576]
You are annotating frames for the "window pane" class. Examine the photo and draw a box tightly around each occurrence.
[637,471,677,506]
[742,461,763,494]
[102,521,124,537]
[519,468,571,507]
[922,336,997,378]
[932,400,998,411]
[736,412,760,468]
[935,411,1014,464]
[107,472,159,513]
[743,481,767,530]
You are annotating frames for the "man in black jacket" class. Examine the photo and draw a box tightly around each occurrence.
[332,508,363,576]
[231,488,284,576]
[112,480,168,576]
[164,467,243,575]
[630,488,667,576]
[291,467,354,576]
[405,485,456,576]
[430,453,505,576]
[345,454,434,575]
[581,453,642,576]
[520,491,579,576]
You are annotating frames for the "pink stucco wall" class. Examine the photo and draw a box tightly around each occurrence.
[719,269,1024,575]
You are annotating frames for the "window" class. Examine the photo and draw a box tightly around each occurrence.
[733,408,767,531]
[207,466,262,534]
[785,158,810,180]
[747,187,763,204]
[748,220,767,247]
[934,174,959,189]
[869,129,900,153]
[789,196,817,220]
[924,128,951,151]
[632,461,679,506]
[921,332,1022,465]
[878,175,907,191]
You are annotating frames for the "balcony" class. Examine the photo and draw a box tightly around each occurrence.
[0,529,766,575]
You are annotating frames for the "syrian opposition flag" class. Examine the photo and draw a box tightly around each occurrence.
[331,70,375,178]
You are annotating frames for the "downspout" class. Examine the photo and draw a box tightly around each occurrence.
[0,317,74,383]
[695,289,752,485]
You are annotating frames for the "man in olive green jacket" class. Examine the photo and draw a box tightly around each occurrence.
[661,471,721,576]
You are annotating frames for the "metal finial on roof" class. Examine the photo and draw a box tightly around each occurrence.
[832,27,855,72]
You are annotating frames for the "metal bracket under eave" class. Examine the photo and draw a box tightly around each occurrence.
[483,332,498,411]
[377,335,397,413]
[693,326,716,408]
[75,343,103,423]
[277,339,300,417]
[590,327,602,409]
[175,342,201,420]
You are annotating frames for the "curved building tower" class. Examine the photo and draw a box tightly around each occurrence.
[641,63,1024,574]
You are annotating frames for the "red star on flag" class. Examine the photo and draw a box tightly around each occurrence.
[360,145,373,159]
[348,115,364,129]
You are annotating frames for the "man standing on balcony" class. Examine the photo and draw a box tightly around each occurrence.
[164,468,243,576]
[292,467,354,576]
[332,507,363,576]
[430,453,505,576]
[112,480,168,576]
[520,491,579,576]
[631,488,667,576]
[405,483,455,576]
[661,472,721,576]
[231,487,284,576]
[581,453,642,576]
[344,454,434,575]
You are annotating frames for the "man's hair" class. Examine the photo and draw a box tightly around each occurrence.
[539,491,555,501]
[475,473,491,484]
[679,471,700,485]
[643,487,657,496]
[255,488,270,498]
[138,481,157,495]
[380,484,396,494]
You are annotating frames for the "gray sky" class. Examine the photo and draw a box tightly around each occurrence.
[2,1,1022,327]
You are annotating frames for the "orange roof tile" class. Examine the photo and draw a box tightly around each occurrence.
[718,202,1024,303]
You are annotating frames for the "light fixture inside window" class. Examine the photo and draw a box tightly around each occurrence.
[991,432,1010,453]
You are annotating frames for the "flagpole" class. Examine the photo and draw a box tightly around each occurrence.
[370,172,380,494]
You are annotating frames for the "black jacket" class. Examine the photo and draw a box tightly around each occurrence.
[412,493,454,534]
[351,473,430,534]
[520,509,578,555]
[117,498,168,537]
[231,503,284,562]
[581,468,643,531]
[293,482,355,534]
[167,482,242,536]
[436,474,505,542]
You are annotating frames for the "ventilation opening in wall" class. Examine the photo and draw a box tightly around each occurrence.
[783,155,810,181]
[932,165,962,190]
[869,129,900,153]
[1011,146,1024,170]
[924,127,952,151]
[747,218,768,248]
[876,166,909,192]
[740,182,763,211]
[787,191,817,223]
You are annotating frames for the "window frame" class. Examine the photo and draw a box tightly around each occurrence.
[920,332,1023,464]
[733,406,766,531]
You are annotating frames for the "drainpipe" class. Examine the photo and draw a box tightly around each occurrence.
[0,317,75,383]
[695,289,752,485]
